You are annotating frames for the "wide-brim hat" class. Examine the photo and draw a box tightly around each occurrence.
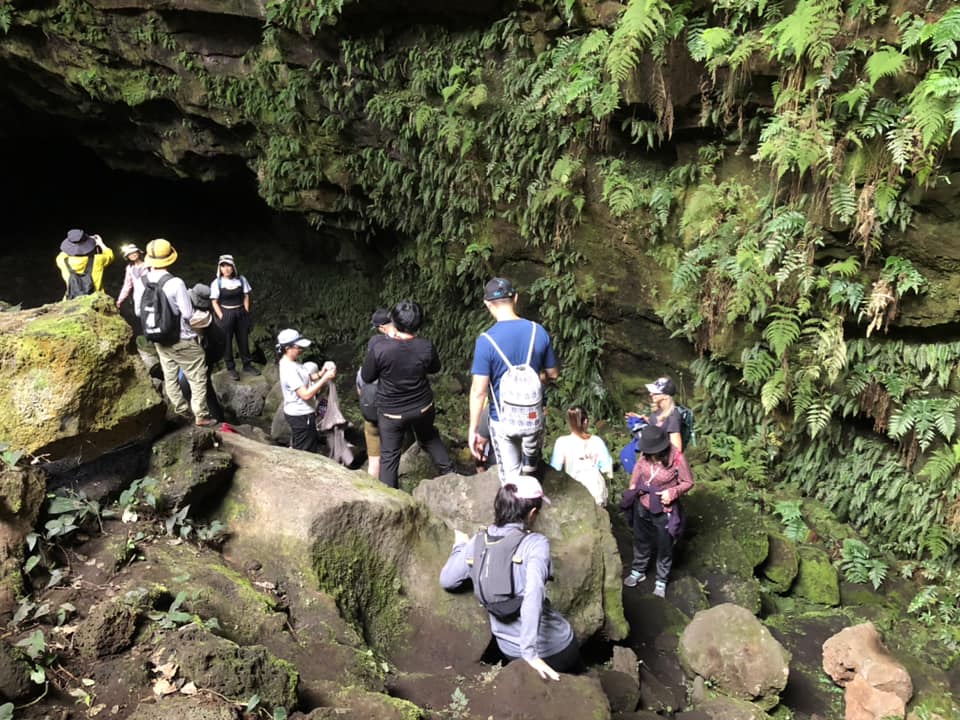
[217,254,238,273]
[639,425,671,455]
[120,243,143,260]
[145,238,178,268]
[189,283,211,310]
[60,228,96,256]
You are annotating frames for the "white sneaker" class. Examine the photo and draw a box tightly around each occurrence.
[653,581,667,598]
[623,572,645,588]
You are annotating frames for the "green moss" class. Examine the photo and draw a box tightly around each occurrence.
[792,546,840,606]
[760,533,799,593]
[312,531,410,652]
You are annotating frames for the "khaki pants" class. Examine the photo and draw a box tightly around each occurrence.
[155,338,210,419]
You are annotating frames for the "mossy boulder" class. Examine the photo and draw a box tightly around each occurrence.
[792,545,840,606]
[689,695,774,719]
[306,686,424,719]
[760,533,799,594]
[0,465,44,616]
[213,433,489,676]
[148,427,235,512]
[414,467,629,643]
[157,625,298,712]
[126,694,239,720]
[74,598,140,658]
[0,295,165,460]
[679,603,790,710]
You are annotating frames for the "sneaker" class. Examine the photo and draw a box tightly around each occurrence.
[195,417,219,428]
[243,364,261,376]
[229,369,241,381]
[623,571,645,588]
[653,581,667,598]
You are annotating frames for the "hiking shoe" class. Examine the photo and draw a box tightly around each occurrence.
[195,417,219,428]
[653,581,667,598]
[623,571,645,588]
[520,455,539,475]
[243,364,261,376]
[229,369,241,380]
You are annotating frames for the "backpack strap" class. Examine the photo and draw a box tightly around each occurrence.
[524,321,537,366]
[481,332,513,369]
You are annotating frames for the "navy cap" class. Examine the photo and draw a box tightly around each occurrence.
[483,277,517,301]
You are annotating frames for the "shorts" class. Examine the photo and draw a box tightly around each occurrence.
[364,419,381,457]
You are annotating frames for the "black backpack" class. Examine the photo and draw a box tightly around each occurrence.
[359,380,379,423]
[63,255,95,299]
[467,528,529,621]
[677,405,696,449]
[140,274,181,346]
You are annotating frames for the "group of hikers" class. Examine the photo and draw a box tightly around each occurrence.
[56,229,696,683]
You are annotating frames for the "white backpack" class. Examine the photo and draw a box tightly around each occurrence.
[483,322,544,436]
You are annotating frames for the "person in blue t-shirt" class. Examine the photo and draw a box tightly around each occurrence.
[468,278,559,483]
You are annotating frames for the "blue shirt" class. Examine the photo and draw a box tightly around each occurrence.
[471,319,557,421]
[439,523,573,661]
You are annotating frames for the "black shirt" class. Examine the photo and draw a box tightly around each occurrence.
[360,334,441,414]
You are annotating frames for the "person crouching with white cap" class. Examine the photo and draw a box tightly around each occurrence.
[276,328,337,453]
[210,254,259,381]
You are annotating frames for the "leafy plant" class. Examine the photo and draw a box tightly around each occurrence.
[773,500,810,542]
[837,538,888,590]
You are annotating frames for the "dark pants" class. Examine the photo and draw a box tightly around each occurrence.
[286,412,319,453]
[219,307,251,370]
[631,503,675,583]
[377,406,453,489]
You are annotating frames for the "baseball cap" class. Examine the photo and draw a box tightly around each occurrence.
[277,328,311,348]
[371,308,392,327]
[645,377,677,396]
[509,475,551,504]
[483,277,517,302]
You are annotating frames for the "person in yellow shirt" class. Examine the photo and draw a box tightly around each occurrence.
[55,228,115,299]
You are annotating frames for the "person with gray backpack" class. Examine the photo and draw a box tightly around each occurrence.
[468,278,558,484]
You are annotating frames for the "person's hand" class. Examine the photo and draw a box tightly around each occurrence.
[454,529,469,546]
[657,489,673,506]
[625,411,641,419]
[469,431,487,461]
[525,657,560,681]
[92,233,104,244]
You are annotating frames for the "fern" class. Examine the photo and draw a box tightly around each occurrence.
[838,538,888,589]
[773,499,810,542]
[763,305,801,357]
[865,47,909,89]
[605,0,671,82]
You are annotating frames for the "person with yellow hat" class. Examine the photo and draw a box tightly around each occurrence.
[142,239,217,427]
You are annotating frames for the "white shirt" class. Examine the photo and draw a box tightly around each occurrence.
[143,268,196,341]
[279,357,315,416]
[549,434,613,505]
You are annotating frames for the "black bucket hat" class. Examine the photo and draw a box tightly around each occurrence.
[639,425,671,455]
[60,228,96,255]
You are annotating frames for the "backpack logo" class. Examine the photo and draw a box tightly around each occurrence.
[140,274,181,346]
[63,256,95,299]
[483,322,544,436]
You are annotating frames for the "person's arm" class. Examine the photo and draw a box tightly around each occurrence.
[629,455,643,491]
[468,374,490,461]
[360,341,379,384]
[296,365,336,401]
[596,439,614,478]
[518,536,560,681]
[243,293,251,313]
[92,235,114,267]
[439,530,472,590]
[660,451,694,507]
[242,276,252,313]
[548,438,564,472]
[426,341,441,374]
[209,280,222,320]
[669,432,683,453]
[56,253,71,288]
[171,278,194,318]
[117,267,134,305]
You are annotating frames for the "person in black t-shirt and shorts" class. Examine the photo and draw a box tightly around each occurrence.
[626,376,684,453]
[360,300,454,489]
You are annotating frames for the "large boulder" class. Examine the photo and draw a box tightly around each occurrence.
[214,432,490,676]
[126,695,238,720]
[0,294,166,460]
[0,466,44,615]
[414,467,628,642]
[793,545,840,606]
[74,598,140,658]
[679,603,790,710]
[211,370,271,419]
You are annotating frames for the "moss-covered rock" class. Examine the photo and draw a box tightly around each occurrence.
[792,545,840,606]
[760,533,799,594]
[74,598,140,658]
[0,465,44,615]
[148,427,235,513]
[157,625,298,712]
[0,295,165,460]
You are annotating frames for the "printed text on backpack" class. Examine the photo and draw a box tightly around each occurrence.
[140,274,181,346]
[483,322,544,435]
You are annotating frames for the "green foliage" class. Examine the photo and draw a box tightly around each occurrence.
[0,441,24,467]
[838,538,888,589]
[0,4,13,34]
[605,0,671,81]
[773,499,810,542]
